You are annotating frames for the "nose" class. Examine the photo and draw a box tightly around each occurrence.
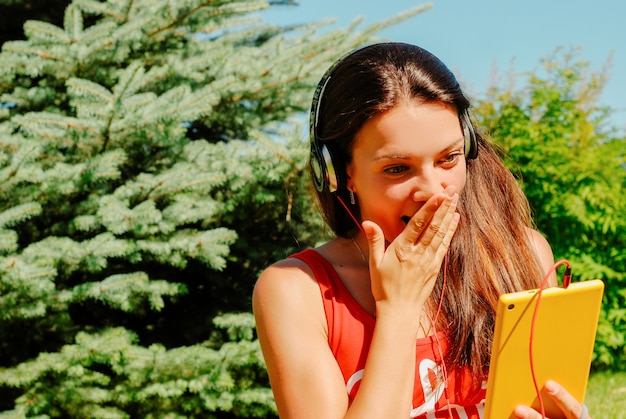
[410,170,446,202]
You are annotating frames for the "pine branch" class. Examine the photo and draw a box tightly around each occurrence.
[0,203,42,229]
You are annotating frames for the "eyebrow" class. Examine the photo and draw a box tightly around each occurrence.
[374,138,465,161]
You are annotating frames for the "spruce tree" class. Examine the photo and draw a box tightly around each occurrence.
[0,0,431,416]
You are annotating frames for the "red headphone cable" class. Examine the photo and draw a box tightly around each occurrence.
[339,191,574,418]
[529,259,572,418]
[338,193,454,417]
[336,195,366,236]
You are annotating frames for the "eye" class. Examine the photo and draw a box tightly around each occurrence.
[439,152,463,167]
[384,165,408,175]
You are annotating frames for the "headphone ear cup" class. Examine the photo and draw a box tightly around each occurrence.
[461,110,478,160]
[321,145,339,192]
[310,146,326,192]
[310,143,339,193]
[310,145,328,192]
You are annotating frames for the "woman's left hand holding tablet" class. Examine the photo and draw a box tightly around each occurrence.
[513,380,591,419]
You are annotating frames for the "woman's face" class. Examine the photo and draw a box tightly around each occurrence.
[347,101,467,243]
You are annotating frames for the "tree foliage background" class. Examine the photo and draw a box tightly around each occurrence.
[0,0,429,416]
[474,49,626,371]
[0,0,623,417]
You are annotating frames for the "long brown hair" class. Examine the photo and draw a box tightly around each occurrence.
[310,42,545,379]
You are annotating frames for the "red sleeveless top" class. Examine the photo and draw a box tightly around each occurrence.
[291,249,487,418]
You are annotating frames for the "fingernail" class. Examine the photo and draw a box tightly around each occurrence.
[544,380,558,394]
[513,405,529,418]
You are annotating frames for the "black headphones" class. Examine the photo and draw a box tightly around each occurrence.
[309,44,478,194]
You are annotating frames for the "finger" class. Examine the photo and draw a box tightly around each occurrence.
[438,212,460,253]
[414,193,459,247]
[400,194,441,245]
[400,191,453,245]
[362,220,385,267]
[544,380,589,419]
[513,405,541,419]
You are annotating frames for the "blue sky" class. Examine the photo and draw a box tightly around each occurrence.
[260,0,626,129]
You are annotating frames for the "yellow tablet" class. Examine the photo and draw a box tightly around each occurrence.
[484,279,604,419]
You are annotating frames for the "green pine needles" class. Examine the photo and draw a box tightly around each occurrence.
[0,0,430,416]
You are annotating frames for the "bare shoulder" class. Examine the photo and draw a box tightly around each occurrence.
[252,253,327,338]
[253,252,349,417]
[253,240,348,310]
[253,256,319,309]
[526,228,552,257]
[525,227,557,284]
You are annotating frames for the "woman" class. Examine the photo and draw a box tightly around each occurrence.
[253,42,589,419]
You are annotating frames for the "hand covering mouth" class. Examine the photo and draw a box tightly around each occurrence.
[401,215,411,225]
